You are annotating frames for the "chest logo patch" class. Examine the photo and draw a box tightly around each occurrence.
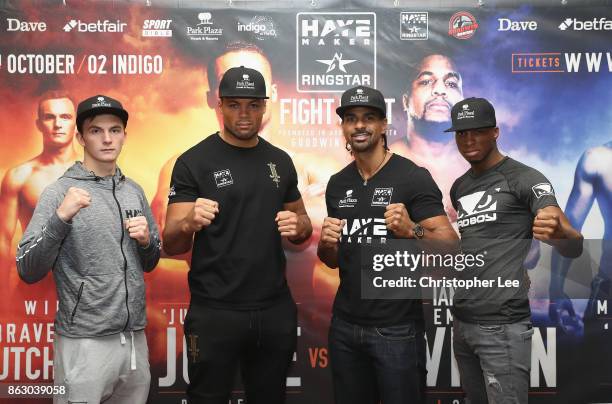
[339,189,358,208]
[371,187,393,206]
[532,183,554,199]
[267,162,281,188]
[456,189,498,229]
[213,169,233,188]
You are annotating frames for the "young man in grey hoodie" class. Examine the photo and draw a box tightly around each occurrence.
[16,95,161,404]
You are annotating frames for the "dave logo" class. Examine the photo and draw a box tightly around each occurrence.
[342,217,387,244]
[456,188,498,229]
[371,187,393,206]
[532,183,554,199]
[213,169,233,188]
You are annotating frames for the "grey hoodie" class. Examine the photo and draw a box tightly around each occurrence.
[16,162,161,337]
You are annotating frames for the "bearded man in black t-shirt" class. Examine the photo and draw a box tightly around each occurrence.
[446,97,583,404]
[317,86,457,404]
[162,66,312,404]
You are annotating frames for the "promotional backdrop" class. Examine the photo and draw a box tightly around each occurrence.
[0,2,610,403]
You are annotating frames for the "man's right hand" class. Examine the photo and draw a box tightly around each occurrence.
[182,198,219,233]
[56,187,91,222]
[320,217,344,247]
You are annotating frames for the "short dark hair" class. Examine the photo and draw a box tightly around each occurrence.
[37,90,75,120]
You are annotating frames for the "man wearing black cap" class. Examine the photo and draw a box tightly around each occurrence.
[447,97,583,403]
[163,66,312,403]
[16,95,161,403]
[318,86,457,404]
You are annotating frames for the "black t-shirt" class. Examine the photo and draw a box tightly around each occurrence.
[325,154,446,326]
[450,156,559,324]
[169,132,301,309]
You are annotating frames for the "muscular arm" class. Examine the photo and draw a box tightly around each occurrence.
[419,215,459,241]
[162,202,196,256]
[282,198,313,245]
[550,153,594,294]
[536,205,583,257]
[0,169,21,270]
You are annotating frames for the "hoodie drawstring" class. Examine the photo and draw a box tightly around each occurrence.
[120,332,137,370]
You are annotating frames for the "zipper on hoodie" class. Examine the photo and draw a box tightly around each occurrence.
[112,177,131,331]
[70,282,85,324]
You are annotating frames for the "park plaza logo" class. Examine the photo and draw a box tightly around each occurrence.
[349,88,369,103]
[456,188,499,229]
[339,189,358,208]
[236,74,255,90]
[91,96,112,108]
[63,19,127,33]
[186,12,223,41]
[456,103,475,120]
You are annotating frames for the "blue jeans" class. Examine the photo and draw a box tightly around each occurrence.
[453,317,534,404]
[328,316,426,404]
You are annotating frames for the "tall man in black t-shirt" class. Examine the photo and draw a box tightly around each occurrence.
[162,66,312,404]
[318,86,457,404]
[446,97,583,403]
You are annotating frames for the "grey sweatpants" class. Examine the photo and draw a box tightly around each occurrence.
[53,330,150,404]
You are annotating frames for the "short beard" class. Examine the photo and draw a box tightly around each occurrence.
[225,125,259,141]
[409,117,453,144]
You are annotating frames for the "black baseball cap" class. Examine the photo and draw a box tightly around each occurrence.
[76,95,128,133]
[444,97,496,132]
[336,86,386,118]
[218,65,269,99]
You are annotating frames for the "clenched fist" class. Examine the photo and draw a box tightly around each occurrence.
[183,198,219,233]
[56,187,91,222]
[276,210,300,238]
[125,216,151,247]
[384,203,414,238]
[320,217,345,247]
[533,209,564,241]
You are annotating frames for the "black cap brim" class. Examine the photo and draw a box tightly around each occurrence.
[77,107,129,131]
[336,105,386,118]
[220,94,269,99]
[444,124,496,133]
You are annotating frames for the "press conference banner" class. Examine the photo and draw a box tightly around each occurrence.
[0,2,610,403]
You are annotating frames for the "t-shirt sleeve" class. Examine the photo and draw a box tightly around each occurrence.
[406,167,446,223]
[325,175,336,218]
[284,158,301,203]
[168,157,199,204]
[514,167,560,215]
[449,179,459,211]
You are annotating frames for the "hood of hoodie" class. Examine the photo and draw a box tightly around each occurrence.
[61,161,125,189]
